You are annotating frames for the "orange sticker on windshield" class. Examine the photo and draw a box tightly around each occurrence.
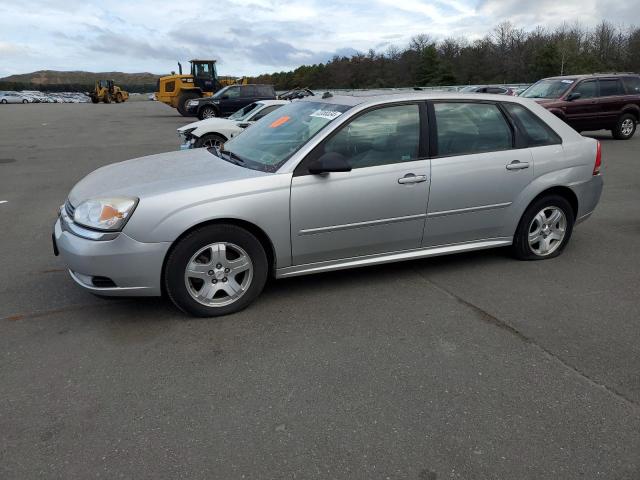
[270,116,290,128]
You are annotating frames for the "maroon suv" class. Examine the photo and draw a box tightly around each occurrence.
[521,73,640,139]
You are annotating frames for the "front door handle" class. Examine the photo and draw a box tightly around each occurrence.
[398,174,427,184]
[506,160,530,171]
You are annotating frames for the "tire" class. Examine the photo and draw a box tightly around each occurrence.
[115,93,123,103]
[22,99,28,104]
[194,133,226,149]
[612,113,636,140]
[512,195,575,261]
[198,105,218,120]
[177,92,200,116]
[103,94,111,104]
[164,224,268,317]
[1,99,7,104]
[91,96,99,104]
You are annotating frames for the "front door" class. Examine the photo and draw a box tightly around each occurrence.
[424,101,534,246]
[290,103,430,265]
[564,79,600,131]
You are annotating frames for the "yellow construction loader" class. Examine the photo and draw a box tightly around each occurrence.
[155,59,248,116]
[90,80,129,104]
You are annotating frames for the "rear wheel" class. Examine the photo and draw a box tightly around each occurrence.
[115,93,123,103]
[164,225,268,317]
[194,133,226,149]
[1,99,7,104]
[22,99,28,104]
[612,113,636,140]
[103,94,111,104]
[177,91,200,116]
[198,105,218,120]
[512,195,575,260]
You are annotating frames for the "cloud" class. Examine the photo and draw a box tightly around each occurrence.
[0,0,638,77]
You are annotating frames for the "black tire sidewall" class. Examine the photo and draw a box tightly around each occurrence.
[513,195,575,260]
[164,225,268,317]
[613,113,636,140]
[177,92,200,116]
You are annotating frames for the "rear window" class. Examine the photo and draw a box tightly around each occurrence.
[503,103,560,147]
[599,79,624,97]
[433,102,512,156]
[622,76,640,94]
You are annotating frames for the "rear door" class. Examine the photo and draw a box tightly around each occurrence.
[290,103,430,265]
[564,79,599,130]
[598,78,626,127]
[423,101,533,246]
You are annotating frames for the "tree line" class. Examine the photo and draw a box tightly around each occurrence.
[251,21,640,90]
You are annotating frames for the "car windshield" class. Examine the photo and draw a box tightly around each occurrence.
[216,101,352,172]
[521,79,575,99]
[229,103,260,121]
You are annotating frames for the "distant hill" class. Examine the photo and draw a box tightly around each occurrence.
[0,70,160,86]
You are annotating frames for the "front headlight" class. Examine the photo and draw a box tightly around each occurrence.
[187,100,199,106]
[73,197,138,231]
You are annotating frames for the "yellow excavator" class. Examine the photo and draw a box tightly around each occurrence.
[90,80,129,104]
[155,59,248,116]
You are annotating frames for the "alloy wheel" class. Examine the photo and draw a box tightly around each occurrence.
[621,118,634,137]
[184,242,253,307]
[527,206,567,256]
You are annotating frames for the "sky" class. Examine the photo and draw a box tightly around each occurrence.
[0,0,637,78]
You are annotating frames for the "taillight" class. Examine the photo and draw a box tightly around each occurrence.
[593,141,602,175]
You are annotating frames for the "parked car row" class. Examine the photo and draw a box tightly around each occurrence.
[54,89,604,317]
[0,90,92,103]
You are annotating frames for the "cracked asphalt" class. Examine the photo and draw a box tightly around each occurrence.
[1,101,639,479]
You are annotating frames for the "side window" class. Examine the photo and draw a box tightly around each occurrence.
[433,102,512,156]
[256,86,271,96]
[224,86,240,99]
[599,79,623,97]
[251,105,282,121]
[503,103,560,147]
[322,104,420,169]
[573,80,597,99]
[487,87,506,94]
[240,86,256,97]
[622,77,640,94]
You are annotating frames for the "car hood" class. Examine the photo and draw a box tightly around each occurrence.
[68,148,266,206]
[178,117,237,134]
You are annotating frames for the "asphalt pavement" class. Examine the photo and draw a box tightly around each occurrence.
[0,101,638,479]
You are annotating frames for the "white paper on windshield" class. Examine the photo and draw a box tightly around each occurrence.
[561,80,574,83]
[309,109,343,120]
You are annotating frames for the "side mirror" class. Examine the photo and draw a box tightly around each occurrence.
[567,92,581,101]
[308,152,352,175]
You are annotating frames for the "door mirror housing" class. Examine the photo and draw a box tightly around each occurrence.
[567,92,582,101]
[308,152,352,174]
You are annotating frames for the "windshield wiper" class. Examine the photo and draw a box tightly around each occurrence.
[219,149,246,166]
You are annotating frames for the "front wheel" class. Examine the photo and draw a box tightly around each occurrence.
[194,133,226,149]
[22,99,28,104]
[1,99,7,104]
[612,113,636,140]
[164,225,268,317]
[512,195,575,260]
[198,105,217,120]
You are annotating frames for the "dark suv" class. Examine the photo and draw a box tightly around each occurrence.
[521,73,640,139]
[186,84,276,120]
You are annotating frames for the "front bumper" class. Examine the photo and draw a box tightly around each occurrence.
[53,216,171,296]
[185,103,201,114]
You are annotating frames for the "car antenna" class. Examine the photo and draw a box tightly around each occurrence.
[322,91,333,99]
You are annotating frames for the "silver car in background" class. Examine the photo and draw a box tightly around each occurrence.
[53,93,603,317]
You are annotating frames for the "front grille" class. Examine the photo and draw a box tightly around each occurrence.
[65,200,75,218]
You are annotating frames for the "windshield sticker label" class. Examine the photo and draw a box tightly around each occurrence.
[270,116,290,128]
[561,79,574,83]
[309,110,343,120]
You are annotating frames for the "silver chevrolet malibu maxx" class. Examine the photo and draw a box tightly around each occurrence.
[54,93,603,316]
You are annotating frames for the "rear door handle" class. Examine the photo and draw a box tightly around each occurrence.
[398,174,427,184]
[506,160,529,171]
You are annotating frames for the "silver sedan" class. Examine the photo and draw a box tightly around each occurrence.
[53,93,603,316]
